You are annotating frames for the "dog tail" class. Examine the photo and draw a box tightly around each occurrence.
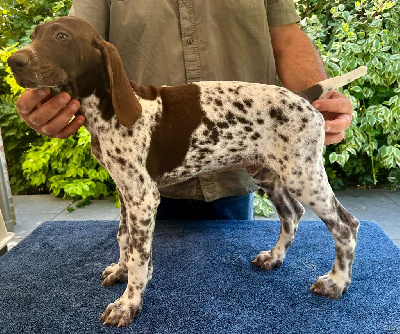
[298,66,367,102]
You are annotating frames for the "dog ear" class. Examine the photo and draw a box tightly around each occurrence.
[95,40,141,127]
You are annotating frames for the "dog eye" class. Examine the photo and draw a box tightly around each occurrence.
[56,32,68,40]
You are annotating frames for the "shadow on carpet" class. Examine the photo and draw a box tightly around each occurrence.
[0,220,399,334]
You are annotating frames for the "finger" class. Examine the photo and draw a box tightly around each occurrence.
[313,97,352,114]
[325,114,352,133]
[317,90,343,100]
[49,114,86,139]
[27,92,73,127]
[325,131,345,145]
[16,88,51,115]
[39,100,82,137]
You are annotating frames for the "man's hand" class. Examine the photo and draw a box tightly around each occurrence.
[270,24,353,146]
[16,88,84,138]
[312,90,353,145]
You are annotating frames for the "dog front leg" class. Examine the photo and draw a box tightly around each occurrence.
[100,184,160,327]
[102,190,129,286]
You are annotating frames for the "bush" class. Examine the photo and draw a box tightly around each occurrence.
[0,0,399,203]
[0,0,72,194]
[296,0,400,189]
[21,128,115,199]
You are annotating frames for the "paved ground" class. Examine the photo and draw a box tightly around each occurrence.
[8,188,400,249]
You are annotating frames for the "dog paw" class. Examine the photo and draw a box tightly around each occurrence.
[310,274,350,299]
[102,262,128,286]
[252,250,283,270]
[100,298,142,327]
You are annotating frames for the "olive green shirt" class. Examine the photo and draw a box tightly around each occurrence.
[70,0,300,201]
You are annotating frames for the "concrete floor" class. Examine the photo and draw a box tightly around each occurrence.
[7,188,400,249]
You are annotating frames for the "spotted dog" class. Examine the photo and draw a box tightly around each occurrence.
[8,17,367,327]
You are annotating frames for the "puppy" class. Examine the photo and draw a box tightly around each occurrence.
[8,17,365,327]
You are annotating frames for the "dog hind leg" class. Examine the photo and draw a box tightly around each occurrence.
[252,168,305,270]
[308,194,359,298]
[281,160,360,298]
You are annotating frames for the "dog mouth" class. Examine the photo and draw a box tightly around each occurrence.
[16,79,70,99]
[10,60,69,90]
[14,69,66,86]
[14,76,51,89]
[15,75,76,99]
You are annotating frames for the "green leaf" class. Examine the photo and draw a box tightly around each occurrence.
[368,115,376,127]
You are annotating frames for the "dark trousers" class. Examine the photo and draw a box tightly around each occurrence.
[155,194,254,220]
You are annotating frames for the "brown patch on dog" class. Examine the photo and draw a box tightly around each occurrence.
[146,84,203,180]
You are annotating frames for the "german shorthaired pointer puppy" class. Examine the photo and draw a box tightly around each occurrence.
[8,17,367,327]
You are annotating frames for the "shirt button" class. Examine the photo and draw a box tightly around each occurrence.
[187,38,193,44]
[182,0,187,3]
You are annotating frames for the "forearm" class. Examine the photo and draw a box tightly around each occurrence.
[270,23,328,91]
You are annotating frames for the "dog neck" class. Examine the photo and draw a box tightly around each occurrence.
[70,69,114,123]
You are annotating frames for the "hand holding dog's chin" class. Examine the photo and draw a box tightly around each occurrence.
[16,88,84,139]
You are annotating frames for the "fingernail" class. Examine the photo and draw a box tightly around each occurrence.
[70,101,80,111]
[314,103,321,110]
[37,88,48,97]
[17,105,29,115]
[28,116,40,127]
[326,126,331,132]
[58,95,70,105]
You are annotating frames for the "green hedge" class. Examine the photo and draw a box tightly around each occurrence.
[0,0,399,201]
[0,0,73,194]
[296,0,400,189]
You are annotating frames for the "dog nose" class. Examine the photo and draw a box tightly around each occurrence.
[7,52,30,71]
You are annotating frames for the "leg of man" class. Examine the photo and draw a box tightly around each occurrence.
[155,194,254,220]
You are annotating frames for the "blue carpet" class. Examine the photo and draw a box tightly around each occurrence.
[0,220,399,334]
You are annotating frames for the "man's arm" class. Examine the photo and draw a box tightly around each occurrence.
[270,23,327,90]
[270,23,353,145]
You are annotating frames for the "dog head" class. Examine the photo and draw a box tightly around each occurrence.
[7,16,141,127]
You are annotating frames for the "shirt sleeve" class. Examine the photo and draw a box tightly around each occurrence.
[69,0,110,40]
[265,0,301,27]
